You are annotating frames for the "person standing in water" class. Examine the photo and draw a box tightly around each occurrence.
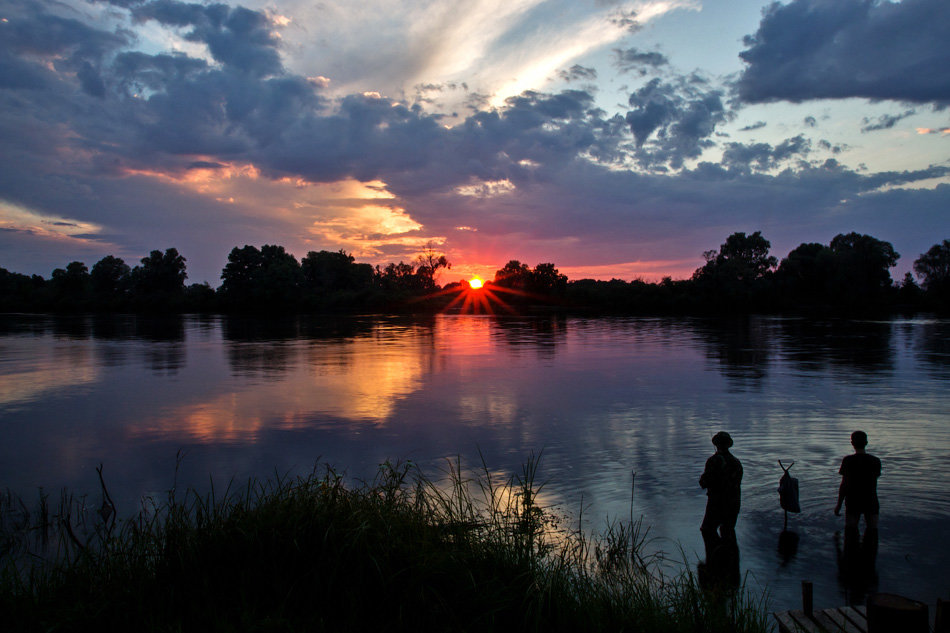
[835,430,882,530]
[834,430,882,603]
[699,431,743,552]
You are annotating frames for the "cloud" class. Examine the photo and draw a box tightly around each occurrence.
[720,135,812,172]
[861,109,917,133]
[624,75,728,169]
[1,0,948,286]
[0,0,128,93]
[738,121,766,132]
[558,64,598,82]
[613,47,669,75]
[128,0,284,76]
[737,0,950,106]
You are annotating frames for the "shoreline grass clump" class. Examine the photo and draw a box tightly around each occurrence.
[0,457,771,632]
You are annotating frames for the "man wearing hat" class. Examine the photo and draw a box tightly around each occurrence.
[699,431,743,553]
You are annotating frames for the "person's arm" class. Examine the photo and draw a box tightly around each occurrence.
[835,459,847,515]
[699,455,720,489]
[834,476,846,515]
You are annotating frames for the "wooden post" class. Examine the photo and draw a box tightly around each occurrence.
[801,581,813,616]
[935,598,949,633]
[866,593,928,633]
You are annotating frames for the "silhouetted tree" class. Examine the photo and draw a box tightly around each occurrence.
[220,244,302,308]
[827,232,898,309]
[696,231,777,283]
[914,239,950,309]
[414,246,451,290]
[51,261,91,306]
[377,262,425,294]
[693,231,777,309]
[775,242,832,305]
[0,267,43,310]
[528,263,567,296]
[302,250,374,293]
[493,260,532,291]
[896,272,923,307]
[185,282,217,311]
[90,255,130,302]
[259,244,302,304]
[133,249,187,293]
[220,245,263,299]
[129,248,187,308]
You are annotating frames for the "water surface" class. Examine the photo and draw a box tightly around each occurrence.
[1,313,948,612]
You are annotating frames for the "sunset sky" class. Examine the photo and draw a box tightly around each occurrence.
[1,0,948,285]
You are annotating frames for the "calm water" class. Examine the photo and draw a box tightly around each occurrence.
[1,313,948,612]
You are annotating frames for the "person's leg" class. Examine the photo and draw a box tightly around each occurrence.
[719,503,739,541]
[845,509,861,530]
[865,513,879,529]
[701,502,722,558]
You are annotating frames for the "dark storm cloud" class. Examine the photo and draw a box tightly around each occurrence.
[112,52,208,92]
[403,145,950,275]
[624,76,728,169]
[737,0,950,106]
[0,0,127,91]
[2,0,949,283]
[2,1,127,58]
[860,109,916,133]
[613,48,668,75]
[129,0,283,76]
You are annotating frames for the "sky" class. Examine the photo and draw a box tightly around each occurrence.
[0,0,948,285]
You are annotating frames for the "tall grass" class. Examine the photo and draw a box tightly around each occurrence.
[0,457,771,632]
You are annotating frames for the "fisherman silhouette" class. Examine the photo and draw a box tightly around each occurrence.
[699,431,743,558]
[833,430,881,604]
[834,430,881,531]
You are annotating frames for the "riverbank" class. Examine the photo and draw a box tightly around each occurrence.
[0,459,771,632]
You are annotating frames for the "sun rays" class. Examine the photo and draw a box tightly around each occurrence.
[422,278,548,314]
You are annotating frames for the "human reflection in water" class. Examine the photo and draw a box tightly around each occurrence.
[835,525,878,605]
[698,431,743,590]
[833,429,881,604]
[777,529,799,565]
[698,531,741,591]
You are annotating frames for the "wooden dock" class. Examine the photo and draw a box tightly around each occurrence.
[774,605,869,633]
[774,594,946,633]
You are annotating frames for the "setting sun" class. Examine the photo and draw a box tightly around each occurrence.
[469,277,484,289]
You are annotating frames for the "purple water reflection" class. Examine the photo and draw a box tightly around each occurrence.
[1,313,948,612]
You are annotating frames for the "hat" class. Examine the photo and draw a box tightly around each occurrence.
[712,431,733,448]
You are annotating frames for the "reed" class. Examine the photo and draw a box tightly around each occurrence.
[0,457,771,632]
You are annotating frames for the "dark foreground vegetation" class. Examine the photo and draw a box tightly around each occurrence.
[0,460,770,633]
[2,232,949,314]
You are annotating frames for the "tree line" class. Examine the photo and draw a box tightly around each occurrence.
[1,233,948,314]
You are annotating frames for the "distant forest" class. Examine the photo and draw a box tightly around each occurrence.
[2,232,949,314]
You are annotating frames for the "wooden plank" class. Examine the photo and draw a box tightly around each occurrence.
[825,608,866,633]
[839,606,868,631]
[775,604,875,633]
[788,609,825,633]
[775,610,806,633]
[813,609,849,633]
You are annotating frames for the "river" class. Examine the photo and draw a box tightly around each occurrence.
[1,313,948,612]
